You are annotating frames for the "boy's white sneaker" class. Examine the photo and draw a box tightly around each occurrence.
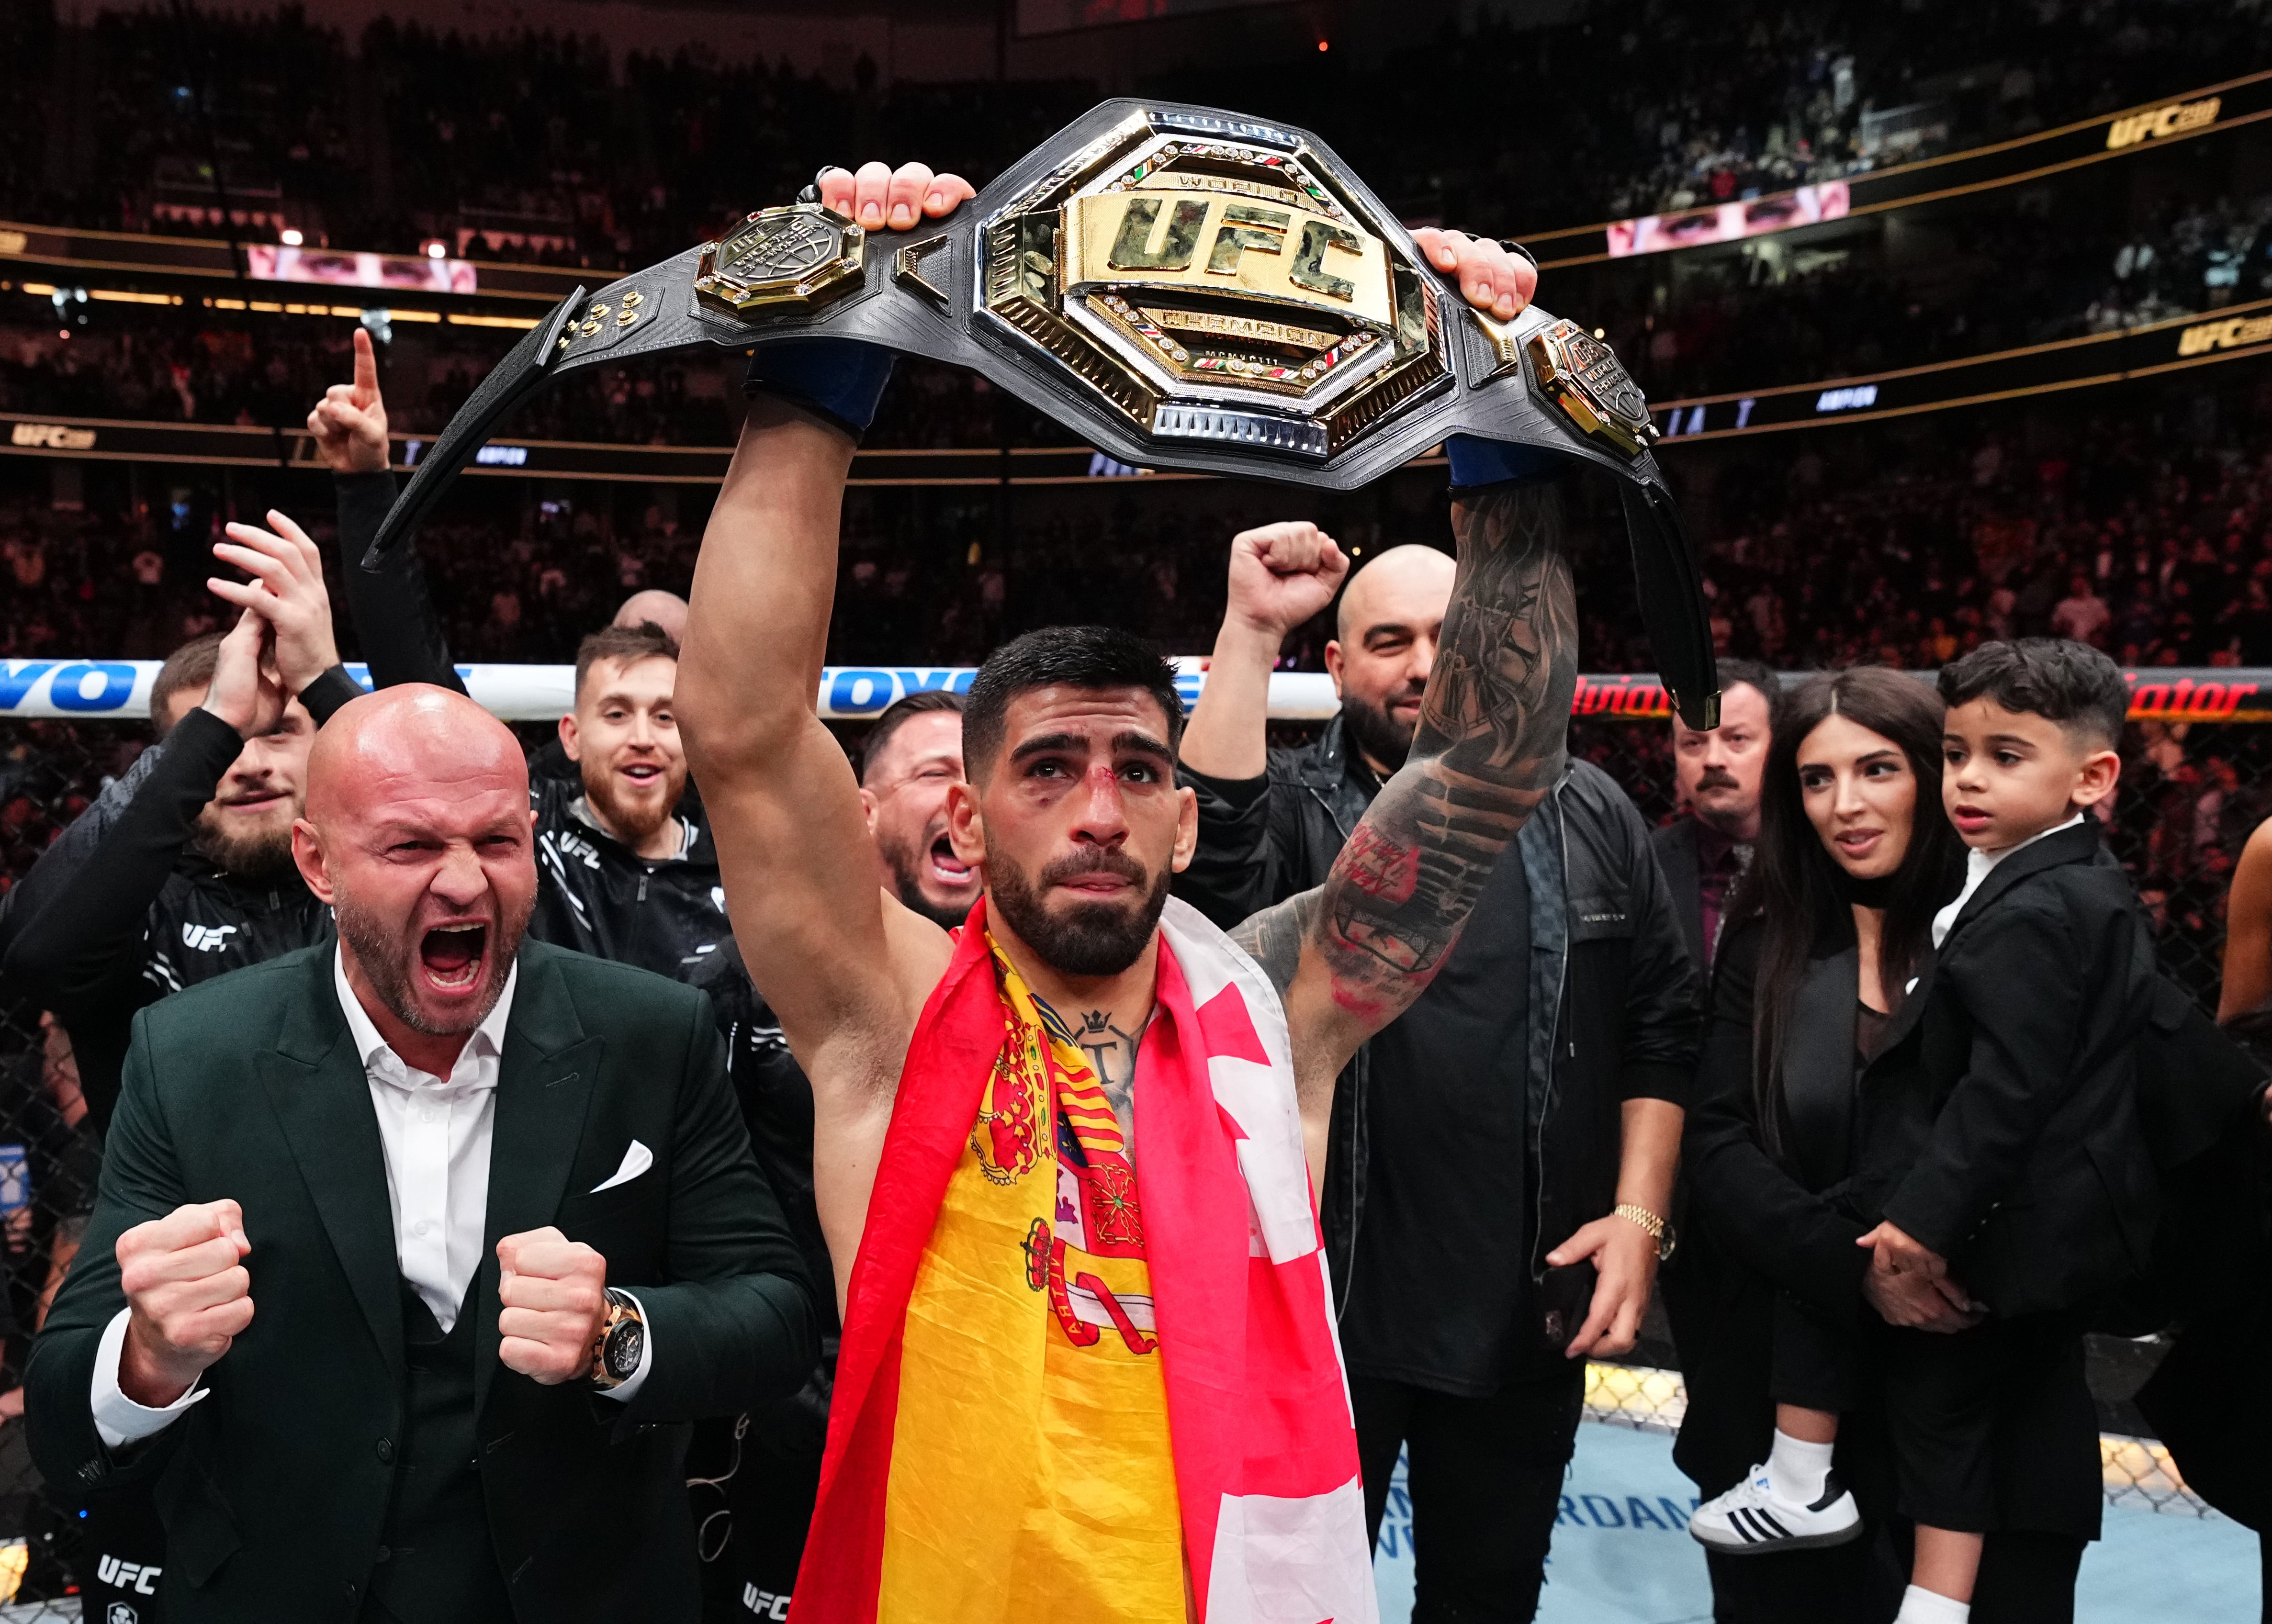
[1688,1465,1863,1554]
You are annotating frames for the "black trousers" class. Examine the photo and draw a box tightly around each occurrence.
[1352,1365,1585,1624]
[76,1481,169,1624]
[693,1411,826,1623]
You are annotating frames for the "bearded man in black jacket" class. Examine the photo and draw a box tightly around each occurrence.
[1176,513,1701,1624]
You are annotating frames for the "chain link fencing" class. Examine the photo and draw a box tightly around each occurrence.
[0,698,2258,1610]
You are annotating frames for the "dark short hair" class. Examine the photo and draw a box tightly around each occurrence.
[1686,657,1777,727]
[1937,638,2128,749]
[574,621,678,699]
[963,627,1184,782]
[150,631,225,736]
[859,690,967,785]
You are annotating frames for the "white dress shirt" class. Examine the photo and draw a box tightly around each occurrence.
[1930,813,2086,950]
[91,949,649,1447]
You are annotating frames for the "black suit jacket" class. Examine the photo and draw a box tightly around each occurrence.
[1650,816,1708,987]
[27,940,818,1624]
[1877,822,2160,1316]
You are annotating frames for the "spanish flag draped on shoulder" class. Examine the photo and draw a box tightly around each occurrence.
[792,895,1375,1624]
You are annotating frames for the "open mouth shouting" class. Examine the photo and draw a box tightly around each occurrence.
[419,919,490,995]
[928,833,975,890]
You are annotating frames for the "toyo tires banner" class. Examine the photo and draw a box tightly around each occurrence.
[3,659,2270,725]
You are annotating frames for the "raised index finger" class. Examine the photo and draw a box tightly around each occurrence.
[352,326,380,404]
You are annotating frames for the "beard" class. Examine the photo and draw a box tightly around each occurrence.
[987,845,1170,978]
[1340,684,1423,776]
[334,889,529,1038]
[877,826,975,930]
[584,758,684,851]
[189,806,298,885]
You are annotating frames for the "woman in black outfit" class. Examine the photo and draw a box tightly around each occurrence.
[1675,667,1983,1621]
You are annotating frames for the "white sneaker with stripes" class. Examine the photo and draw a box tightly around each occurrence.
[1688,1466,1863,1555]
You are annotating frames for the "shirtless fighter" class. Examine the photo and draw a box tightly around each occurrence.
[676,161,1567,1624]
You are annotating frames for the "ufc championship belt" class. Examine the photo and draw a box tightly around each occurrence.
[370,99,1720,728]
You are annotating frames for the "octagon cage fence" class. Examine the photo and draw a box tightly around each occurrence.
[0,667,2263,1609]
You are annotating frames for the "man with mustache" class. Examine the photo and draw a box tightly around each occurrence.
[673,157,1573,1624]
[1175,518,1701,1621]
[307,336,726,985]
[27,684,818,1623]
[1652,658,1776,981]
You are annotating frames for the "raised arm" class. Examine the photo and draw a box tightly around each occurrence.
[1174,522,1348,928]
[310,327,465,694]
[676,162,974,1296]
[1278,461,1577,1171]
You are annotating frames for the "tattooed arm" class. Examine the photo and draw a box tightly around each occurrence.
[1273,477,1580,1186]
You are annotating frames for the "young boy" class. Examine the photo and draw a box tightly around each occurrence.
[1691,639,2159,1624]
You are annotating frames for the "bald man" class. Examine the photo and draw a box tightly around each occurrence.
[613,588,688,645]
[1174,518,1700,1621]
[28,685,816,1624]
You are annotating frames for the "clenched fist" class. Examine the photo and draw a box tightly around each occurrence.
[117,1199,254,1408]
[1226,521,1349,640]
[496,1227,609,1385]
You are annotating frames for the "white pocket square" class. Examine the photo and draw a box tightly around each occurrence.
[591,1140,653,1194]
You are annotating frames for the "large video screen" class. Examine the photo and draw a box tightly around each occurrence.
[1607,181,1850,258]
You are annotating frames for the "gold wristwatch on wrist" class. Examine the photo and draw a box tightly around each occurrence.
[1614,1203,1677,1263]
[587,1288,646,1390]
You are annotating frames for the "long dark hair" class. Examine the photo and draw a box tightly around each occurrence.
[1731,667,1965,1159]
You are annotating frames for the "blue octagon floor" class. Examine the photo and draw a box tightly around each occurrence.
[1371,1420,2258,1624]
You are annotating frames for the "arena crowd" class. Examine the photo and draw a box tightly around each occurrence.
[0,7,2268,1621]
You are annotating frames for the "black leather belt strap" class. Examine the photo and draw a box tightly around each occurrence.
[369,97,1719,728]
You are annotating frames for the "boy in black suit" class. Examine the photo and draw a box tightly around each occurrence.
[1693,640,2157,1624]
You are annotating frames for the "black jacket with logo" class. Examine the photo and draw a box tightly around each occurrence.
[0,686,359,1135]
[1176,731,1700,1389]
[529,782,729,984]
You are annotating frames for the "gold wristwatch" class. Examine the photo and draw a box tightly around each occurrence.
[1614,1203,1677,1263]
[587,1288,646,1390]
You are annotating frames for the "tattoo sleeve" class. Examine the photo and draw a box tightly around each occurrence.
[1232,886,1322,1001]
[1308,478,1578,1031]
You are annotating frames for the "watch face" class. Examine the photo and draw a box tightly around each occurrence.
[604,1319,644,1381]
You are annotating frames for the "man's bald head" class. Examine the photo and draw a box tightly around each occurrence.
[615,590,689,645]
[1327,545,1457,776]
[295,685,536,1053]
[306,685,529,826]
[1335,545,1455,642]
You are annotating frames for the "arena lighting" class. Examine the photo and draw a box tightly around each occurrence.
[13,287,2268,480]
[279,227,304,246]
[1530,65,2272,269]
[426,241,448,260]
[7,661,2269,725]
[1650,292,2272,443]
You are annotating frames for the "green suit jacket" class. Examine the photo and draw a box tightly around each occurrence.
[27,940,817,1623]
